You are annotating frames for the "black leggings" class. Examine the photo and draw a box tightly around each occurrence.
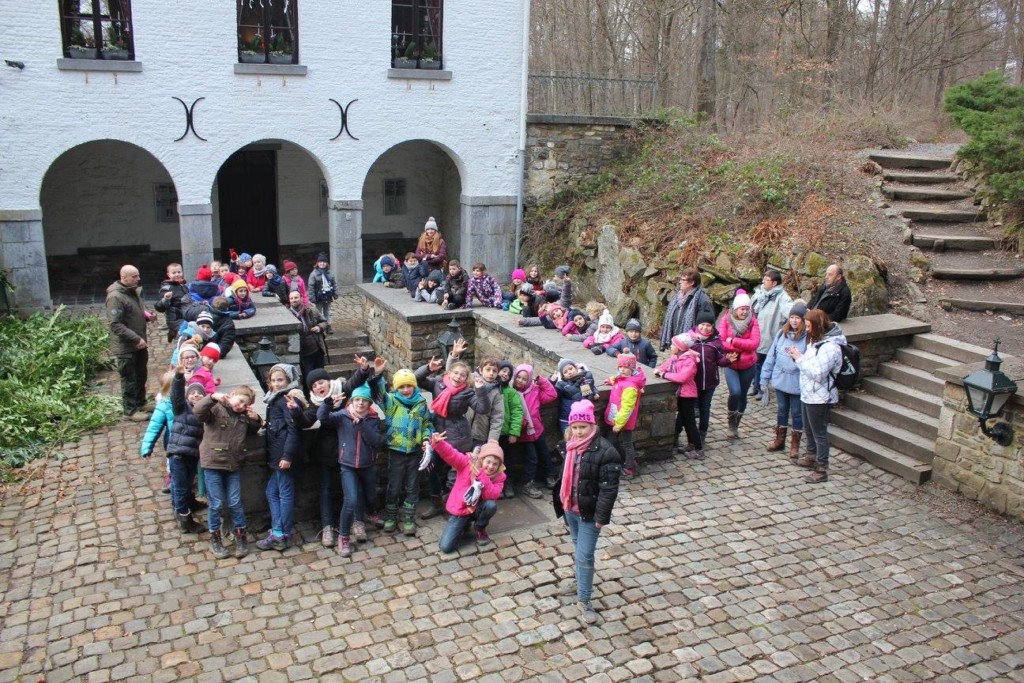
[675,396,701,448]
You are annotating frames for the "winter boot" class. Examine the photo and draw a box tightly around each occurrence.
[338,535,352,558]
[383,505,399,533]
[733,412,744,438]
[767,426,787,452]
[796,454,817,469]
[177,512,199,534]
[209,530,230,560]
[419,495,445,520]
[401,503,417,537]
[687,448,706,461]
[234,528,249,558]
[788,431,802,461]
[699,430,708,451]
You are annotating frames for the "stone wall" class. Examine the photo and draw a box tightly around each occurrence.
[932,359,1024,522]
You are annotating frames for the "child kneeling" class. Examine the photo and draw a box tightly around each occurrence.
[431,433,506,553]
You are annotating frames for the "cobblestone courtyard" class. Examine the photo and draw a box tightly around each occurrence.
[2,296,1024,682]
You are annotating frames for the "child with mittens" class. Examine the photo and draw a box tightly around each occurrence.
[602,353,647,478]
[431,433,506,553]
[256,364,306,552]
[194,386,263,560]
[370,359,433,537]
[512,364,558,499]
[655,334,703,459]
[583,310,623,355]
[317,384,386,558]
[552,359,597,434]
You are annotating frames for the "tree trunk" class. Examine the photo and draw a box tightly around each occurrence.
[696,0,717,124]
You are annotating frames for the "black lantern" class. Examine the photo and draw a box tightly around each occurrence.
[436,317,463,358]
[250,336,282,377]
[962,339,1018,447]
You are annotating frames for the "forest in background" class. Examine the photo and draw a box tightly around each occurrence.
[527,0,1024,128]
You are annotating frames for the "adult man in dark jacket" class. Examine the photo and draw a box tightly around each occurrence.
[810,264,852,322]
[106,265,150,420]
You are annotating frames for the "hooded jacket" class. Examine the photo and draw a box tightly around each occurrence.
[514,364,557,443]
[797,323,847,405]
[434,439,506,517]
[659,351,699,399]
[317,399,386,468]
[760,326,808,395]
[263,364,306,469]
[166,373,205,458]
[415,364,491,452]
[194,396,263,471]
[371,373,434,454]
[605,369,647,431]
[552,435,622,525]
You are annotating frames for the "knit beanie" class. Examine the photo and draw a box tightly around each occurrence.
[555,265,570,278]
[306,368,331,387]
[316,252,329,264]
[518,282,534,295]
[196,265,212,282]
[732,289,751,310]
[282,260,297,273]
[252,254,266,266]
[478,441,504,465]
[379,255,395,270]
[238,252,252,264]
[696,310,716,326]
[428,270,444,285]
[230,280,249,295]
[350,385,372,402]
[511,268,526,281]
[568,399,596,425]
[598,309,615,328]
[185,381,207,397]
[671,333,695,350]
[568,308,586,321]
[617,353,637,370]
[424,217,439,232]
[789,299,808,319]
[557,358,577,376]
[223,272,239,285]
[196,311,214,327]
[265,264,278,276]
[392,369,417,390]
[179,343,200,359]
[200,344,221,361]
[625,318,642,332]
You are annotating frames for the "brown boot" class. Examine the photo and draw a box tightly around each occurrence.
[766,426,787,452]
[788,431,802,460]
[727,412,739,439]
[796,454,817,469]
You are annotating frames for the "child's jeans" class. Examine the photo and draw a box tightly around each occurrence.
[168,455,198,516]
[315,301,331,323]
[696,387,716,434]
[438,500,497,553]
[204,469,246,533]
[675,396,701,448]
[266,468,296,536]
[522,437,552,484]
[564,510,602,604]
[602,424,638,471]
[319,462,342,530]
[340,464,377,536]
[387,450,421,508]
[776,390,803,430]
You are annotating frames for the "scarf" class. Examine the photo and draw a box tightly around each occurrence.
[417,231,443,256]
[728,311,751,336]
[594,324,619,345]
[309,378,347,407]
[519,385,537,436]
[393,386,424,407]
[289,305,309,333]
[263,364,300,405]
[252,264,267,278]
[752,286,780,316]
[559,426,597,510]
[429,376,464,418]
[690,326,712,343]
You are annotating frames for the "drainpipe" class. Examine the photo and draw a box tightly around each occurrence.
[513,0,531,270]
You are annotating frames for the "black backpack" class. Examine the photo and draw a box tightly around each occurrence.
[830,342,861,391]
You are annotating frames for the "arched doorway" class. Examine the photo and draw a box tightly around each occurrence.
[212,140,329,270]
[361,140,462,280]
[40,140,178,303]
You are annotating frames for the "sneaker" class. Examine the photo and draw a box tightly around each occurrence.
[522,482,543,499]
[501,486,516,500]
[352,521,367,543]
[321,527,336,547]
[559,580,578,597]
[161,474,171,494]
[805,469,829,483]
[475,527,491,546]
[383,517,397,534]
[366,513,386,530]
[545,476,558,489]
[577,601,599,625]
[338,535,352,558]
[256,533,277,551]
[402,517,417,537]
[271,535,289,552]
[621,468,636,479]
[686,449,706,461]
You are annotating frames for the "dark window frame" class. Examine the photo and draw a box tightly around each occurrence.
[383,179,408,216]
[391,0,443,70]
[237,0,299,65]
[59,0,135,61]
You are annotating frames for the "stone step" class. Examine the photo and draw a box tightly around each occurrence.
[843,392,939,439]
[883,186,973,201]
[326,335,371,351]
[911,332,997,364]
[883,170,962,184]
[901,207,985,223]
[325,345,375,364]
[828,424,933,484]
[868,152,952,170]
[930,265,1024,281]
[937,298,1024,315]
[895,347,962,373]
[829,408,935,464]
[325,361,360,376]
[877,362,945,397]
[911,234,999,251]
[859,376,942,418]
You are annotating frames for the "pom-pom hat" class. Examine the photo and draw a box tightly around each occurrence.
[568,400,596,425]
[392,369,417,390]
[511,268,526,281]
[732,289,751,310]
[617,354,638,370]
[350,385,372,402]
[196,311,214,326]
[200,343,221,361]
[196,265,213,282]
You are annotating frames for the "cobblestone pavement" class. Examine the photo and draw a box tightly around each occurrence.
[2,300,1024,682]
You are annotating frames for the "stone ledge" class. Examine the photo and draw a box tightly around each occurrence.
[56,58,143,72]
[360,283,476,325]
[234,302,300,336]
[233,63,308,76]
[387,68,452,80]
[0,209,43,221]
[527,114,639,127]
[839,314,931,343]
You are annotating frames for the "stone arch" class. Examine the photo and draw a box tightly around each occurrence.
[39,139,180,302]
[210,139,332,269]
[361,139,464,278]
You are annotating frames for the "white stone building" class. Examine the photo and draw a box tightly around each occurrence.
[0,1,529,308]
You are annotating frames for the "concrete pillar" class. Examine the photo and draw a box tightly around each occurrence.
[0,209,50,311]
[329,200,363,286]
[459,195,517,282]
[178,203,214,281]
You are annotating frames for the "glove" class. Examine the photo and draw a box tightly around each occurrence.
[463,480,483,508]
[591,346,605,355]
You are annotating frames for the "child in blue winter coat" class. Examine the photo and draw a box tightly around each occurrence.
[607,319,658,368]
[256,364,307,552]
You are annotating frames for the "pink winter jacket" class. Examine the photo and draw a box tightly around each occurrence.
[659,352,699,398]
[434,439,506,517]
[583,331,624,349]
[514,364,558,442]
[717,314,761,371]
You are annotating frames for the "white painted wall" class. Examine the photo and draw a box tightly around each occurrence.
[277,142,328,245]
[0,0,527,208]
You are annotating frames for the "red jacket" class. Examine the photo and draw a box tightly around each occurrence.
[717,314,761,371]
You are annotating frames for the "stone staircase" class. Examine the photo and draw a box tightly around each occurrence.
[870,150,1024,304]
[323,322,376,377]
[829,332,992,484]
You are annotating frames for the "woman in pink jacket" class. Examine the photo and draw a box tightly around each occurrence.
[513,364,558,499]
[656,334,703,459]
[717,289,761,439]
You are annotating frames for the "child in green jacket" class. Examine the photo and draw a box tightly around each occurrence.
[497,361,525,498]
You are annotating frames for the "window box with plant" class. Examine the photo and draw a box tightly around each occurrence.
[67,29,97,59]
[391,0,443,70]
[237,0,298,65]
[60,0,134,61]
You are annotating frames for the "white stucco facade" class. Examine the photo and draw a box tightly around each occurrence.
[0,0,527,308]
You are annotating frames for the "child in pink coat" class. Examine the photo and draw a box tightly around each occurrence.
[656,334,703,459]
[717,289,761,439]
[583,310,624,355]
[513,364,557,499]
[602,353,647,477]
[432,435,506,553]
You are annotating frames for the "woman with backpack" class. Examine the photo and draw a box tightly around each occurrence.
[786,309,846,484]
